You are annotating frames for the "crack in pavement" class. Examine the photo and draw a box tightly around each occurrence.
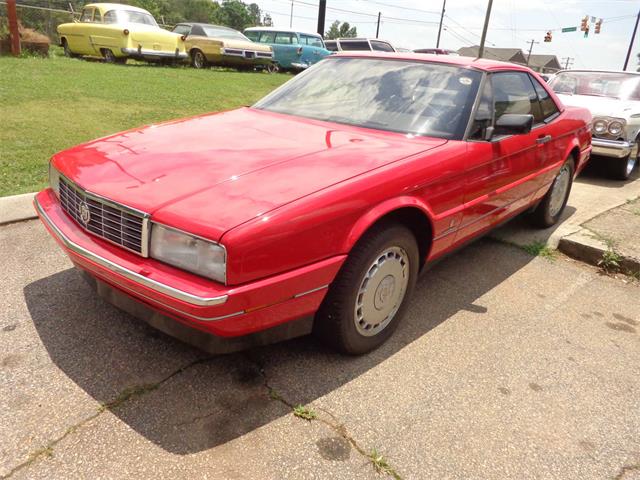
[614,463,640,480]
[245,353,404,480]
[1,355,215,479]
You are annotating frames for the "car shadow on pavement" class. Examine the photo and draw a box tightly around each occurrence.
[577,159,640,187]
[24,238,543,455]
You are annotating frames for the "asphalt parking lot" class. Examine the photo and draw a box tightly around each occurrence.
[1,181,639,479]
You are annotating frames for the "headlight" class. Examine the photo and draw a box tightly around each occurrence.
[593,118,608,135]
[608,120,625,136]
[49,163,60,196]
[150,223,226,283]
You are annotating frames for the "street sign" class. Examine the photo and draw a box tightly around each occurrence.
[562,26,578,32]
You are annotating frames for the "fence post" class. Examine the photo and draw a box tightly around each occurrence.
[7,0,21,56]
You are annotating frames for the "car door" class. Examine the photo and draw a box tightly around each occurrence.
[69,7,95,54]
[271,31,297,68]
[457,71,544,240]
[528,74,564,191]
[299,34,328,66]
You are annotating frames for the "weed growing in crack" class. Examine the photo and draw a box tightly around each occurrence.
[369,448,401,479]
[598,248,622,273]
[522,241,555,260]
[293,405,317,421]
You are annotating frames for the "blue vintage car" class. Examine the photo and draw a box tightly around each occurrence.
[243,27,331,71]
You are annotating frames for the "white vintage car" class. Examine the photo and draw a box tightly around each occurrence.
[550,70,640,180]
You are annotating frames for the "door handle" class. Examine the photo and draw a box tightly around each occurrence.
[536,134,552,145]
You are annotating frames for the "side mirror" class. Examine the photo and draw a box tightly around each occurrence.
[493,114,534,137]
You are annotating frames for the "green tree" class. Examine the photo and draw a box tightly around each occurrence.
[212,0,258,31]
[325,20,357,40]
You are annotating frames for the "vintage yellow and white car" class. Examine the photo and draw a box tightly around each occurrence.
[172,23,274,71]
[57,3,187,63]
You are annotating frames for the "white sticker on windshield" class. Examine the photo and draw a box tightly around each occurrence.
[459,77,472,85]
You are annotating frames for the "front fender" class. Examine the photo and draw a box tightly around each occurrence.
[342,196,435,252]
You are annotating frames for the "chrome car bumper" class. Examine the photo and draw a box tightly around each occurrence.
[221,48,273,60]
[591,138,633,159]
[121,47,188,60]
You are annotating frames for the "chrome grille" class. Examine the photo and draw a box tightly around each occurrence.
[58,177,148,256]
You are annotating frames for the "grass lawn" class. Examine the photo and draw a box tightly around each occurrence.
[0,53,290,196]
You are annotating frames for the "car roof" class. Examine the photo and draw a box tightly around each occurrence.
[555,69,640,76]
[86,3,149,14]
[244,26,321,37]
[331,51,536,72]
[176,23,237,31]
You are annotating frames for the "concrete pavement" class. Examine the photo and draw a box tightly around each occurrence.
[1,218,639,479]
[0,193,36,226]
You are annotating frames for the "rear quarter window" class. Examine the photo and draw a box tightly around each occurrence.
[339,40,371,51]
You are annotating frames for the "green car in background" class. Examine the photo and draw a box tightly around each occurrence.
[244,27,331,71]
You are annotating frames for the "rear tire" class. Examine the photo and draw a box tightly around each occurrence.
[529,158,574,228]
[266,63,279,74]
[102,49,118,64]
[314,224,419,355]
[608,140,638,180]
[191,50,207,69]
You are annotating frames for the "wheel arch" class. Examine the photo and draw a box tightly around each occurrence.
[343,197,435,269]
[563,137,581,173]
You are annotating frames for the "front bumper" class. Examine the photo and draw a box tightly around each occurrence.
[121,47,188,60]
[35,189,345,339]
[591,138,633,159]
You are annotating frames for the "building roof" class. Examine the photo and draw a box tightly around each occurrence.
[527,54,561,70]
[457,46,528,65]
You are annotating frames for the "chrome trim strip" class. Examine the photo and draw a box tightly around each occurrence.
[36,196,229,307]
[293,284,329,298]
[121,48,188,59]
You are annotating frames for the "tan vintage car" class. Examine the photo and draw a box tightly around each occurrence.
[172,23,274,71]
[58,3,187,63]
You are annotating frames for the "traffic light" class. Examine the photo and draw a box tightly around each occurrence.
[580,15,589,31]
[595,18,602,34]
[544,31,552,42]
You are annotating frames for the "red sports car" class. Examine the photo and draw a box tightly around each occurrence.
[36,53,592,355]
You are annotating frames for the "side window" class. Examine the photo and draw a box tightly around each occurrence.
[469,79,493,140]
[324,40,338,51]
[258,31,276,43]
[492,71,543,124]
[80,8,94,22]
[244,31,259,42]
[370,41,394,52]
[93,10,102,23]
[103,10,117,23]
[274,32,294,44]
[301,34,323,48]
[191,25,205,36]
[529,75,560,121]
[173,25,191,36]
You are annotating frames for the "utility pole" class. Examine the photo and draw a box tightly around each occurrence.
[376,12,381,38]
[317,0,326,37]
[526,39,539,65]
[436,0,446,48]
[478,0,493,59]
[561,56,574,69]
[623,8,640,71]
[289,0,293,28]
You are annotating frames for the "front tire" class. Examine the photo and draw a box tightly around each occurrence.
[62,39,77,58]
[314,224,419,355]
[102,49,118,64]
[609,140,638,180]
[529,158,574,228]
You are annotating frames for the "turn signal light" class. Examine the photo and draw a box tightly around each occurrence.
[123,29,129,35]
[181,35,186,41]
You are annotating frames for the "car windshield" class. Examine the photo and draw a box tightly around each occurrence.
[254,57,482,140]
[112,10,158,26]
[550,71,640,101]
[203,26,248,41]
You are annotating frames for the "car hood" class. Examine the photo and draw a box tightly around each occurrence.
[53,108,446,241]
[556,93,640,119]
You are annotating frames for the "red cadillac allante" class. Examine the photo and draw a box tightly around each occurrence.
[36,53,592,355]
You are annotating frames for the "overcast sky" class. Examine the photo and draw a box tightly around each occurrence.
[253,0,640,71]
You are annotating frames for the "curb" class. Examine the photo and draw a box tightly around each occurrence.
[559,229,640,274]
[0,192,37,226]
